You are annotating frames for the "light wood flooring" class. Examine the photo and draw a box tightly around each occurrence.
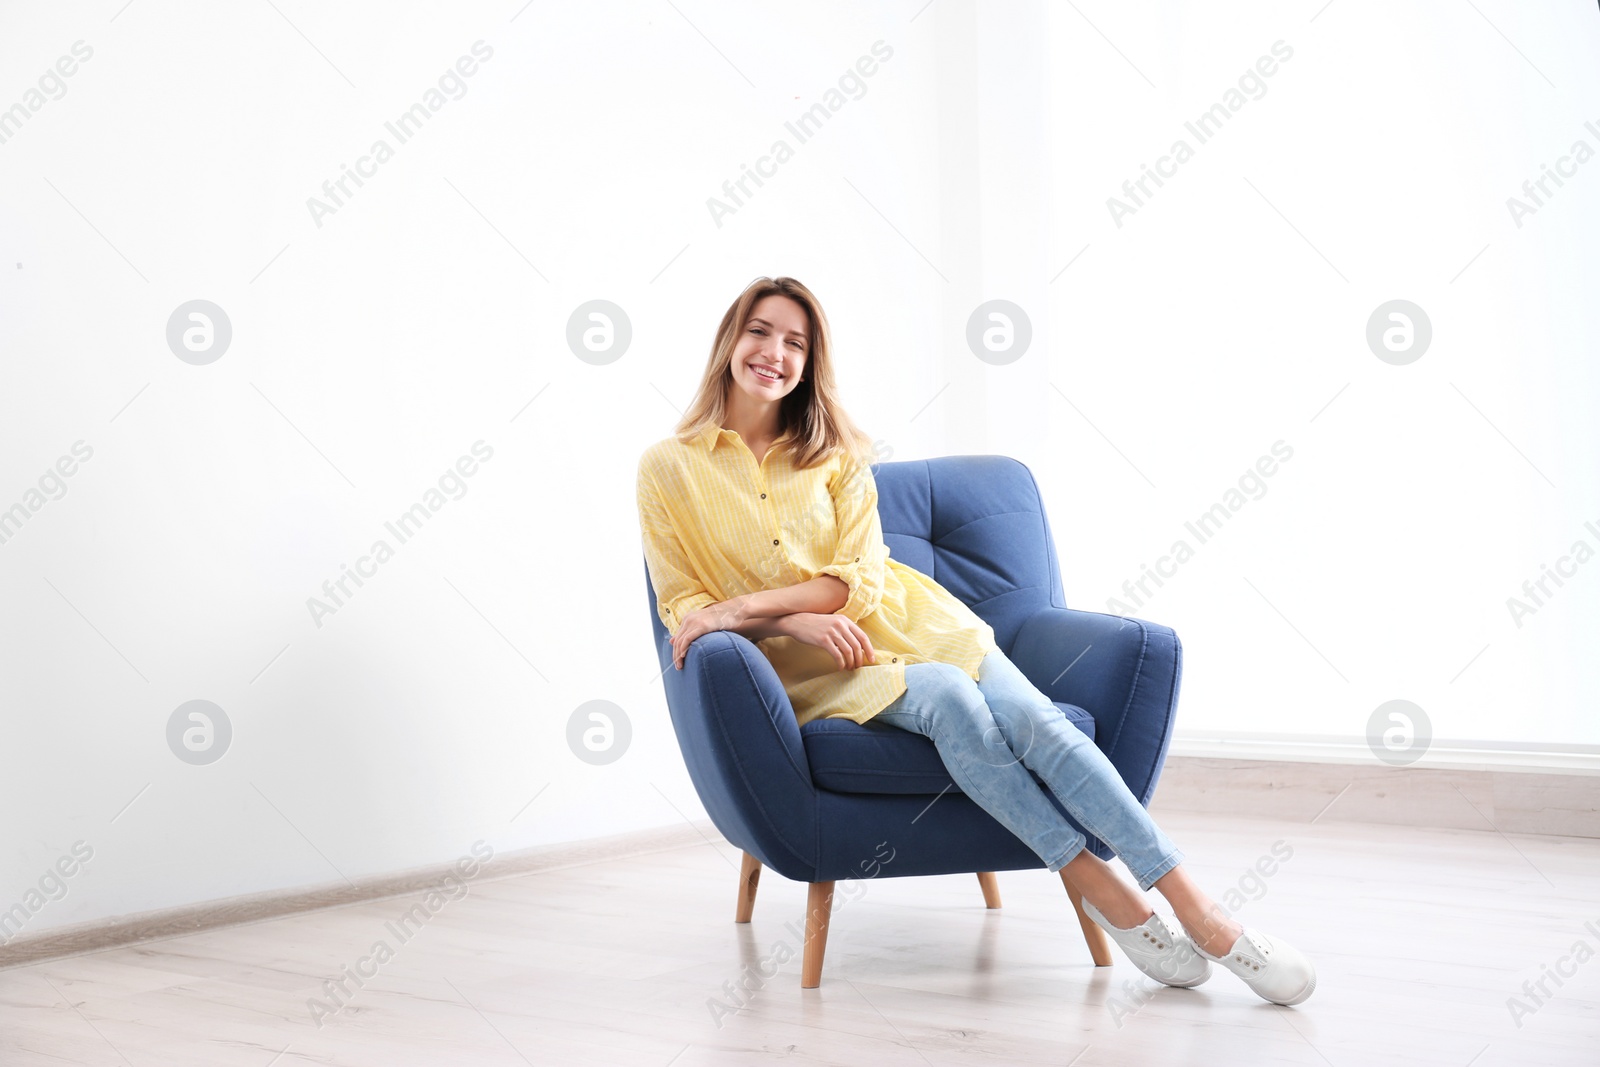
[3,808,1597,1065]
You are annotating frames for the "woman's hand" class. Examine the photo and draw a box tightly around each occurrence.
[670,597,750,670]
[781,612,877,671]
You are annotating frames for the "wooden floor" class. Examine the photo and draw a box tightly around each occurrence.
[3,808,1597,1065]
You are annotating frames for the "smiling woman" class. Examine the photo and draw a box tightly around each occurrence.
[637,275,1317,1008]
[635,276,1002,726]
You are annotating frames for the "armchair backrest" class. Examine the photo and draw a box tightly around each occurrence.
[873,454,1067,655]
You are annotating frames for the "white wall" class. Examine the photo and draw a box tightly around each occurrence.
[1037,1,1600,757]
[1,1,1595,937]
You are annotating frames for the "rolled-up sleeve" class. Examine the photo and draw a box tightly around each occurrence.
[816,452,887,622]
[637,458,716,638]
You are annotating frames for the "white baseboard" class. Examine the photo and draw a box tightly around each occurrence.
[0,821,714,972]
[1152,751,1600,840]
[8,744,1597,972]
[1170,731,1600,776]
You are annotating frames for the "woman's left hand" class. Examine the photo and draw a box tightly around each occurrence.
[671,596,749,670]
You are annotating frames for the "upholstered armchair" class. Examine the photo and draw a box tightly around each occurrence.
[641,454,1183,987]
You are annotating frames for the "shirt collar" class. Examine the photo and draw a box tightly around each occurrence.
[697,423,793,457]
[697,423,726,452]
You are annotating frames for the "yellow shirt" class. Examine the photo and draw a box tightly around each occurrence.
[637,423,999,727]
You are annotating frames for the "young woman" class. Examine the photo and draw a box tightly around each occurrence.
[636,276,1316,1006]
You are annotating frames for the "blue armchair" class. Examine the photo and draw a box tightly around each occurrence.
[641,454,1184,987]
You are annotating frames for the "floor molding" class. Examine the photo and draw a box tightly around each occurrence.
[9,753,1596,971]
[1169,731,1600,775]
[6,809,1591,1064]
[0,821,712,972]
[1151,753,1600,839]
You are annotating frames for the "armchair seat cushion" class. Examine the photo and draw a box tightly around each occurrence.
[799,702,1097,794]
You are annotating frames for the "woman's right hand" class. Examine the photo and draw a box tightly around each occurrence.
[781,613,877,671]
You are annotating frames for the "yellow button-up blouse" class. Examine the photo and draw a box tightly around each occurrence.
[637,423,999,727]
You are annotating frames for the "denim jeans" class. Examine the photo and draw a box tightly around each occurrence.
[870,648,1185,891]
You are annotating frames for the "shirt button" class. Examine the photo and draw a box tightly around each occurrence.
[854,556,860,562]
[772,539,779,545]
[892,657,898,663]
[760,493,766,498]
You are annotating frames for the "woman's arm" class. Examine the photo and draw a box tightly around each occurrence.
[732,576,849,620]
[682,580,840,641]
[723,613,795,643]
[814,453,887,621]
[638,457,718,636]
[668,598,806,669]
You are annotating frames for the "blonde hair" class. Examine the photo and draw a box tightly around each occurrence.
[674,276,875,472]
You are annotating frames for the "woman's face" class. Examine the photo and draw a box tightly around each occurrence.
[729,293,810,405]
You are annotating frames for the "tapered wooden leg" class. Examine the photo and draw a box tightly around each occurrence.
[800,881,834,989]
[735,852,762,923]
[1060,870,1114,966]
[976,871,1002,909]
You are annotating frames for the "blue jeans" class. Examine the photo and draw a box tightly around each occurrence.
[870,649,1185,891]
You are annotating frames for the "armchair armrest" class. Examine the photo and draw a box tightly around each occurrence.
[658,629,819,879]
[1008,607,1183,807]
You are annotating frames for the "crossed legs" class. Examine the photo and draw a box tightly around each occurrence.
[871,651,1243,957]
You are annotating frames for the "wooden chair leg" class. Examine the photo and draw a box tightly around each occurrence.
[800,881,834,988]
[976,871,1002,908]
[735,851,762,923]
[1059,870,1114,966]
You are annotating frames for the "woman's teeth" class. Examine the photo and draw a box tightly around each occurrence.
[753,366,781,381]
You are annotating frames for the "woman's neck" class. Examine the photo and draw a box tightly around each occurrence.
[725,376,793,435]
[721,407,784,448]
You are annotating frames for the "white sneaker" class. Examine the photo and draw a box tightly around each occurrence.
[1193,927,1317,1006]
[1081,899,1211,988]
